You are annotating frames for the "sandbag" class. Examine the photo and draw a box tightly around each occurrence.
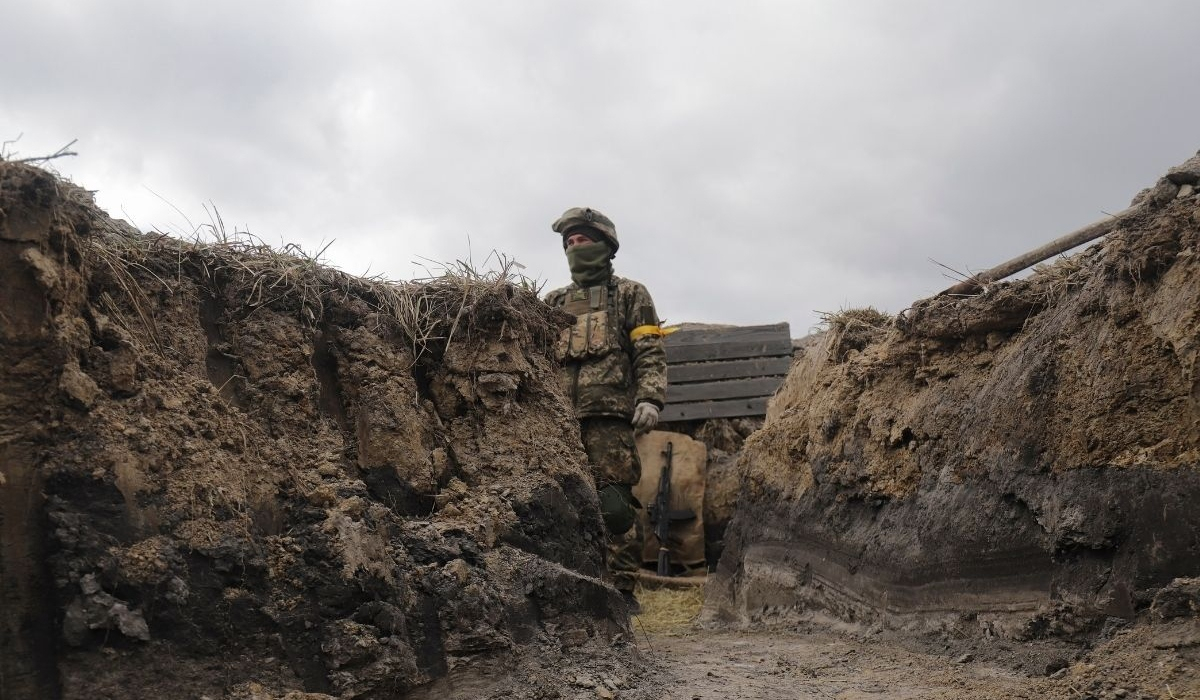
[634,430,706,571]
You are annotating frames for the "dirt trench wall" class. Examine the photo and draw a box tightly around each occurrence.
[0,164,80,699]
[706,153,1200,640]
[0,162,626,699]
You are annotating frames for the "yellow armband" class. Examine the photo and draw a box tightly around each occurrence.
[629,325,663,341]
[629,324,678,341]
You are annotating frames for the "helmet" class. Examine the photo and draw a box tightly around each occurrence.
[552,207,619,256]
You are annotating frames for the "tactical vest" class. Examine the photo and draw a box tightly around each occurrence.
[554,282,624,361]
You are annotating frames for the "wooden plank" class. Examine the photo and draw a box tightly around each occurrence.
[660,396,770,422]
[666,376,785,403]
[667,356,792,384]
[635,571,707,587]
[665,337,793,363]
[667,322,790,348]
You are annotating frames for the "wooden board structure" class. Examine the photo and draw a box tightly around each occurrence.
[661,322,792,422]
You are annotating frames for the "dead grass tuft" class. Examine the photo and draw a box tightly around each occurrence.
[817,306,893,362]
[84,208,548,364]
[1030,253,1089,300]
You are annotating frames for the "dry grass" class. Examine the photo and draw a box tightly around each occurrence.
[84,206,547,364]
[1030,253,1090,300]
[633,582,705,634]
[817,306,893,362]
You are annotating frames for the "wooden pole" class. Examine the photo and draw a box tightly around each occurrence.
[939,205,1140,297]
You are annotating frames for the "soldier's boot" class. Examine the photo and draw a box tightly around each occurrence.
[597,482,643,613]
[608,519,643,613]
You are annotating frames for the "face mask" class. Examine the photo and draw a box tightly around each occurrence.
[565,241,612,286]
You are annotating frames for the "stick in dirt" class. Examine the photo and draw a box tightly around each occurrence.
[938,204,1141,297]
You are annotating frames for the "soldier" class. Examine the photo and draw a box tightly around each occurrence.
[544,207,667,611]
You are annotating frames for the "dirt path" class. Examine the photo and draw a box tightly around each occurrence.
[641,629,1042,700]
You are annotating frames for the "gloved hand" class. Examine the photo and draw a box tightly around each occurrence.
[632,402,660,433]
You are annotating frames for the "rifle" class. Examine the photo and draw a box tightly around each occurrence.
[649,441,696,576]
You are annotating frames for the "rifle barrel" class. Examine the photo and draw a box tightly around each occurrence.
[655,441,675,576]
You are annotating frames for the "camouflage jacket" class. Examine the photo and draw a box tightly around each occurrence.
[544,275,667,420]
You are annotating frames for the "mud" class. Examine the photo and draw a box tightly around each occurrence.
[646,612,1199,700]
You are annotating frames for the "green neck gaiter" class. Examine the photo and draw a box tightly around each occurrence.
[565,241,613,287]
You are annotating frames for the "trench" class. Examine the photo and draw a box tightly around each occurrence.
[6,158,1200,700]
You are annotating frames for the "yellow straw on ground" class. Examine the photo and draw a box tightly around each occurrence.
[633,583,705,634]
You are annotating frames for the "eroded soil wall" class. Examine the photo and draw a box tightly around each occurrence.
[1,164,75,700]
[0,162,630,699]
[707,156,1200,641]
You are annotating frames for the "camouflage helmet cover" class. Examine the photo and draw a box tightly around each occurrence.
[552,207,619,255]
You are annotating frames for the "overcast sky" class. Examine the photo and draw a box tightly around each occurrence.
[5,1,1198,335]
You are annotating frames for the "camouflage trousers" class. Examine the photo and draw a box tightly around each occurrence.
[580,417,644,593]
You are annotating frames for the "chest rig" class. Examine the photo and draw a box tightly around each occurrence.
[555,282,622,361]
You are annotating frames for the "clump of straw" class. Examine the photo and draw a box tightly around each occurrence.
[818,306,893,362]
[1030,253,1089,301]
[633,583,705,634]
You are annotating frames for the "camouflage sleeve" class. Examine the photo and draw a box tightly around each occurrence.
[621,280,667,409]
[543,286,567,307]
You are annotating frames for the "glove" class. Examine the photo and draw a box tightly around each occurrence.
[632,402,660,433]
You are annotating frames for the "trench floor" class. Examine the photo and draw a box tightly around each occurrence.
[640,628,1042,700]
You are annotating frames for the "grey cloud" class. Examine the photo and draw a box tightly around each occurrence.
[5,1,1200,336]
